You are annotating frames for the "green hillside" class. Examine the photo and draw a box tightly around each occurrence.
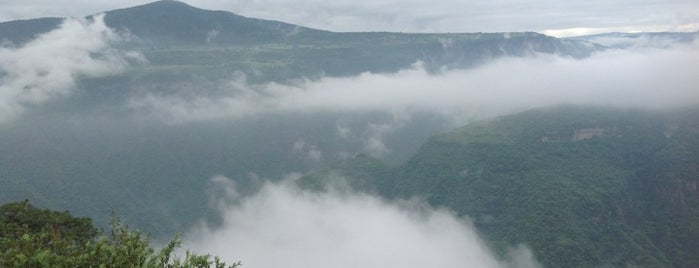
[308,106,699,267]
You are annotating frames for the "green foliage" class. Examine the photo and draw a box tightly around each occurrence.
[317,106,699,267]
[0,200,240,268]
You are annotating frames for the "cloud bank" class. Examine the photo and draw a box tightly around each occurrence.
[0,14,139,123]
[183,176,540,268]
[130,45,699,125]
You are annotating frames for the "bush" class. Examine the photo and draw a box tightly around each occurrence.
[0,200,239,268]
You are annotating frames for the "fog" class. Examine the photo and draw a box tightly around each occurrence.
[0,14,140,123]
[182,175,541,268]
[130,44,699,126]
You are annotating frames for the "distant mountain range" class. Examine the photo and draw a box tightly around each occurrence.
[4,0,696,82]
[1,0,601,78]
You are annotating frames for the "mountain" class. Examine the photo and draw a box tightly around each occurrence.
[0,17,63,46]
[305,106,699,267]
[1,0,602,81]
[101,0,330,46]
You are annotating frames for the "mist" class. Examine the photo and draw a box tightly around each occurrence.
[181,175,541,268]
[0,14,139,123]
[130,43,699,126]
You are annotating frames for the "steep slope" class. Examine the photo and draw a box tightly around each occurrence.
[0,17,63,46]
[315,106,699,267]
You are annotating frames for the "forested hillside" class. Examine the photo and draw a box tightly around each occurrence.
[305,106,699,267]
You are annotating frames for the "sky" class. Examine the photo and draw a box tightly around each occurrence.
[1,0,698,36]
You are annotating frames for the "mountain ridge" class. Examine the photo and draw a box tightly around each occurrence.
[1,0,609,85]
[0,1,593,48]
[100,0,331,46]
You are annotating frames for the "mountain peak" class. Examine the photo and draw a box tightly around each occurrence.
[101,0,316,45]
[112,0,199,12]
[105,0,215,19]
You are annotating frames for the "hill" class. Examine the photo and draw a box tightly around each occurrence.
[306,106,699,267]
[101,0,330,46]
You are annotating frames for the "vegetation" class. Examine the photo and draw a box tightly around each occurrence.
[0,200,239,268]
[305,106,699,267]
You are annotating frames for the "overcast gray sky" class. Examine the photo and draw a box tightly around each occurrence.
[1,0,698,36]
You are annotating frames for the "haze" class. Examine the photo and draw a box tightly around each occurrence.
[2,0,698,35]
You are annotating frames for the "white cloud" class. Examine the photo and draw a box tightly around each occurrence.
[182,176,541,268]
[129,45,699,125]
[292,140,324,162]
[360,121,402,157]
[543,24,699,38]
[0,14,139,123]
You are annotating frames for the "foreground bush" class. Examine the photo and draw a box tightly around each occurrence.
[0,200,239,268]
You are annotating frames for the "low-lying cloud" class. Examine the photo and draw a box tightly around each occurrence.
[182,176,540,268]
[572,33,699,49]
[130,44,699,125]
[0,14,139,123]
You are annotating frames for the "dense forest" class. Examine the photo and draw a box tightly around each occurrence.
[302,106,699,267]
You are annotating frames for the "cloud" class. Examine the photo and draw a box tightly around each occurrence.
[570,33,699,49]
[182,176,541,268]
[543,24,699,38]
[0,14,140,123]
[129,45,699,125]
[293,140,323,162]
